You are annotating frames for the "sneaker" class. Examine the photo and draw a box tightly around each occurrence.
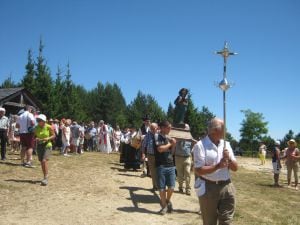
[186,189,191,196]
[41,178,48,186]
[63,154,70,157]
[151,187,158,192]
[179,187,184,193]
[24,162,33,168]
[159,206,168,215]
[295,186,299,190]
[167,201,173,213]
[140,173,147,178]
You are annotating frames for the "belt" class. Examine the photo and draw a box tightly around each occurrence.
[176,155,191,158]
[200,176,231,185]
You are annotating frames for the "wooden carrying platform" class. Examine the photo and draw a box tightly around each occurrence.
[169,127,193,141]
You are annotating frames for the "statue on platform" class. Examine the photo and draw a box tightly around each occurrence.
[174,88,189,126]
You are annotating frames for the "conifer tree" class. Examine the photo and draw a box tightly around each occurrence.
[21,49,36,92]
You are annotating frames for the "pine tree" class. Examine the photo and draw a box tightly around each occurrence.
[21,49,36,92]
[185,93,215,139]
[0,74,19,88]
[127,91,166,128]
[167,102,174,123]
[34,39,53,113]
[49,66,64,118]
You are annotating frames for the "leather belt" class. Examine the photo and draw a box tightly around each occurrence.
[200,176,231,185]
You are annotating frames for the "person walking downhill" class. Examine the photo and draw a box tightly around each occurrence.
[17,106,36,167]
[0,107,9,161]
[155,120,177,215]
[141,122,158,191]
[193,118,238,225]
[282,139,300,190]
[34,114,55,186]
[175,124,193,196]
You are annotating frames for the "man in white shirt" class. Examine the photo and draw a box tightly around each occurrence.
[193,118,238,225]
[16,106,35,167]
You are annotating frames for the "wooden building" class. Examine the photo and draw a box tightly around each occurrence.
[0,88,42,115]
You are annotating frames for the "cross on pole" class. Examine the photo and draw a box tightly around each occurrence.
[215,42,237,148]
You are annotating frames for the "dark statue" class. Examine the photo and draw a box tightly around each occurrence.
[174,88,188,126]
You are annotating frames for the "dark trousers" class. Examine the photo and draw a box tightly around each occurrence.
[0,130,7,160]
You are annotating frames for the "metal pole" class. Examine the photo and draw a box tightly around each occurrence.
[215,42,237,148]
[223,57,227,148]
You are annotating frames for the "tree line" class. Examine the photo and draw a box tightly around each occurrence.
[1,40,299,153]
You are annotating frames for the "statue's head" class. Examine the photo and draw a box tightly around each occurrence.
[179,88,188,97]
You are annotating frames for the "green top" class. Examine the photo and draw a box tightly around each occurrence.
[34,124,53,148]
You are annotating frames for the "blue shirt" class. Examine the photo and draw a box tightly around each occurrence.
[88,127,97,137]
[142,132,155,155]
[175,140,192,157]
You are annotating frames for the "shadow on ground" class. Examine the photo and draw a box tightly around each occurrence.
[0,161,22,167]
[117,186,160,215]
[5,179,41,185]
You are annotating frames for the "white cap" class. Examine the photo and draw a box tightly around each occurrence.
[0,107,5,112]
[275,140,280,146]
[37,114,47,122]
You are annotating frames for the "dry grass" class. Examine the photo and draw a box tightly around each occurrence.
[0,151,299,225]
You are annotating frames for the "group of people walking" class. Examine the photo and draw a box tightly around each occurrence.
[118,115,239,225]
[1,104,299,225]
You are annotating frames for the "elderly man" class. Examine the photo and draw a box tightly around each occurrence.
[141,122,158,191]
[193,118,238,225]
[0,107,9,160]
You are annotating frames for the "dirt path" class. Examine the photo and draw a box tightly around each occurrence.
[0,152,200,225]
[1,152,297,225]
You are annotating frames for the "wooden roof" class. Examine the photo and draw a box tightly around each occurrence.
[0,87,42,110]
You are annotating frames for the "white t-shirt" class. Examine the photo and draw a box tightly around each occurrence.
[193,135,236,181]
[16,111,35,134]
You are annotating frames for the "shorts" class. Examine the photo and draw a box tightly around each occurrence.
[20,133,34,149]
[71,138,80,146]
[156,166,176,191]
[37,144,51,161]
[79,137,84,145]
[272,162,281,174]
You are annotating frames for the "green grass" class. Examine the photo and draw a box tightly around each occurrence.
[232,168,299,225]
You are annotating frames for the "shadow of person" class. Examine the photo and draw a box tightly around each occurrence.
[0,161,22,167]
[117,186,160,214]
[5,179,41,185]
[118,173,141,178]
[110,166,127,172]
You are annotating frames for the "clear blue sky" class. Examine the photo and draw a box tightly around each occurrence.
[0,0,299,140]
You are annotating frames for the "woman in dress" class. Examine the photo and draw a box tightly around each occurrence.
[98,120,112,154]
[62,119,71,156]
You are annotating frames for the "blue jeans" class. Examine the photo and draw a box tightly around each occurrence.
[156,166,176,191]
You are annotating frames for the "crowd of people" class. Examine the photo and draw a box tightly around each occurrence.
[0,105,299,224]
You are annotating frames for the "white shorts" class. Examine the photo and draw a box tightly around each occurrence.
[272,162,281,174]
[79,137,84,145]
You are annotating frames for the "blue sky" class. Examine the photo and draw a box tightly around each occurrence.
[0,0,299,140]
